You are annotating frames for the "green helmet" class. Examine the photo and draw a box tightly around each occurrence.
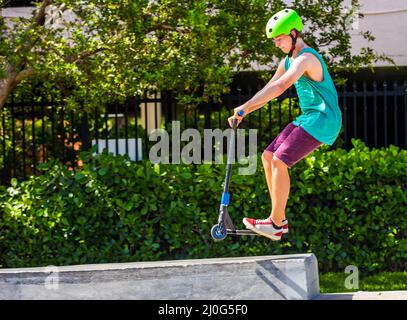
[266,8,303,39]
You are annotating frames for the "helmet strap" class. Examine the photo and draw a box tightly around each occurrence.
[288,29,298,58]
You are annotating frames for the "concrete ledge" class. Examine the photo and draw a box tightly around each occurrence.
[0,254,320,300]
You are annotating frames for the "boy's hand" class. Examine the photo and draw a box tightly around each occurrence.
[228,107,245,128]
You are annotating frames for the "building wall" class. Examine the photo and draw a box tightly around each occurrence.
[349,0,407,67]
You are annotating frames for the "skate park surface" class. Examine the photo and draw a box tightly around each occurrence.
[0,253,405,300]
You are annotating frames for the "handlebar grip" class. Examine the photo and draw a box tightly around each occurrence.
[232,110,244,129]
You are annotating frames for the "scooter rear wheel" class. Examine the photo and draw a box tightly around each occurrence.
[211,224,227,241]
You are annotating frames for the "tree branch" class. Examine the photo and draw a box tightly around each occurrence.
[64,47,106,63]
[147,24,190,35]
[15,0,54,59]
[15,68,35,83]
[35,0,53,26]
[0,63,18,110]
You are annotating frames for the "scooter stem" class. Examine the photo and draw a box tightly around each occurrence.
[221,110,244,205]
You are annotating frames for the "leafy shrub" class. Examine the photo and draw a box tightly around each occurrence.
[0,139,405,273]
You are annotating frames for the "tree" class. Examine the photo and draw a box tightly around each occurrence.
[0,0,394,111]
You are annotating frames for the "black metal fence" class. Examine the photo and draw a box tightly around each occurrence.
[1,80,406,184]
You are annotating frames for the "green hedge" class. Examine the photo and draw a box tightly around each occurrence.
[0,139,406,273]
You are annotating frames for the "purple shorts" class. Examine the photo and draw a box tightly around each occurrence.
[265,122,322,168]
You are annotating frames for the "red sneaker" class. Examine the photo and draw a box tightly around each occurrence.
[242,218,283,241]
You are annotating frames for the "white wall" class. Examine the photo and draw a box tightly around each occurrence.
[349,0,407,67]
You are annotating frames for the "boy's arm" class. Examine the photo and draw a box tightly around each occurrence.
[269,58,287,82]
[250,59,286,99]
[238,54,311,115]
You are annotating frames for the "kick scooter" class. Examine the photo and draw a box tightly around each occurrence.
[211,110,258,241]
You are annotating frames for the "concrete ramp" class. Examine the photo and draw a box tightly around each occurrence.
[0,254,320,300]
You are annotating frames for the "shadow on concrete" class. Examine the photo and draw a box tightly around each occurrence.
[256,260,308,299]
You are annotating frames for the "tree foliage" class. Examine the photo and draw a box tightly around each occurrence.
[0,0,394,110]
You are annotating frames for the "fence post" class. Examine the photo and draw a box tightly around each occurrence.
[393,80,398,146]
[22,96,27,180]
[11,94,17,179]
[383,81,388,147]
[94,106,99,154]
[404,81,407,149]
[257,84,262,149]
[143,91,148,159]
[343,84,348,149]
[2,107,6,183]
[373,81,377,148]
[51,97,55,157]
[352,81,357,142]
[204,101,212,129]
[124,99,129,155]
[60,99,65,163]
[247,85,252,128]
[41,99,46,163]
[135,96,139,161]
[104,104,109,154]
[80,110,90,151]
[70,110,75,169]
[363,81,368,144]
[31,96,36,176]
[115,102,119,155]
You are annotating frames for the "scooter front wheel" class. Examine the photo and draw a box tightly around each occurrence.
[211,224,227,241]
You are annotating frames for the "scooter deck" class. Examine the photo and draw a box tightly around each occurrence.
[216,207,259,237]
[226,229,258,236]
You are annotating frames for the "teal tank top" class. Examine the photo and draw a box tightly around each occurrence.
[285,47,342,146]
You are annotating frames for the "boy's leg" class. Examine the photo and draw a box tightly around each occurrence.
[261,151,274,200]
[263,152,287,222]
[269,156,290,226]
[263,123,297,219]
[268,125,322,225]
[243,123,321,240]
